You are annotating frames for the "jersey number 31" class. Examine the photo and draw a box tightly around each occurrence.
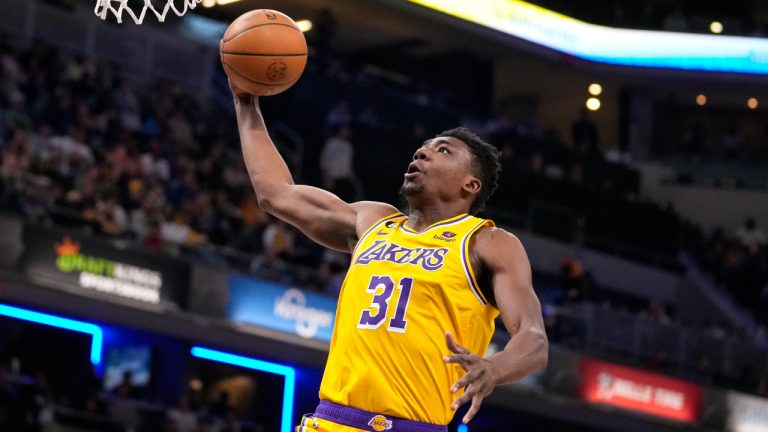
[357,275,413,333]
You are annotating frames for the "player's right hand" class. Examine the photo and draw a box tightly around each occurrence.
[228,79,258,106]
[443,332,499,424]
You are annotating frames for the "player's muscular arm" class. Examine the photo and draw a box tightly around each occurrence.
[478,228,548,381]
[444,228,548,423]
[231,84,397,251]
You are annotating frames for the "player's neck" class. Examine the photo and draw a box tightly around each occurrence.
[405,206,468,232]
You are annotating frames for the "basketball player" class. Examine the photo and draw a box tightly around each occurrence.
[230,84,548,431]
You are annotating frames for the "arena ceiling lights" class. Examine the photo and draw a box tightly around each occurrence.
[407,0,768,75]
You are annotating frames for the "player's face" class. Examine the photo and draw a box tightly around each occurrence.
[401,136,478,202]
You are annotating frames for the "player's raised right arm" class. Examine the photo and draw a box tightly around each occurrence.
[231,85,396,252]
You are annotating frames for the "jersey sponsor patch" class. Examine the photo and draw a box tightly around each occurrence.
[355,240,448,271]
[433,230,458,243]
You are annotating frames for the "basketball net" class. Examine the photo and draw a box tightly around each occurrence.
[94,0,203,24]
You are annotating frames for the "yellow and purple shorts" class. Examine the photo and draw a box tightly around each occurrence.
[297,401,448,432]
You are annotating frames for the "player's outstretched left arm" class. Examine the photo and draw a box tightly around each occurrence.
[443,227,548,423]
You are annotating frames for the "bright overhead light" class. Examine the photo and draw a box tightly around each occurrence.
[216,0,241,5]
[588,83,602,96]
[201,0,215,7]
[586,97,601,111]
[696,94,707,106]
[710,21,723,34]
[295,19,313,32]
[748,97,758,109]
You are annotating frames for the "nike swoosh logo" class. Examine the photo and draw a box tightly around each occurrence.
[376,230,388,235]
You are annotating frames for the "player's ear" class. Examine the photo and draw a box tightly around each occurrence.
[463,177,481,195]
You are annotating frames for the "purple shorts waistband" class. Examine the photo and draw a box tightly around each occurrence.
[313,401,448,432]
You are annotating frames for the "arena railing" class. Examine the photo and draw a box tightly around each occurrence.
[549,301,768,394]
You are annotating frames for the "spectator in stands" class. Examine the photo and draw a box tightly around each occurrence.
[32,373,56,431]
[357,105,384,129]
[114,80,142,132]
[140,138,171,182]
[142,218,166,252]
[209,390,233,418]
[325,100,352,129]
[83,193,129,236]
[261,217,295,262]
[113,371,137,399]
[0,364,19,428]
[318,249,349,295]
[107,139,142,177]
[646,299,672,325]
[2,91,32,130]
[28,122,54,158]
[662,3,688,32]
[723,124,744,159]
[167,395,198,432]
[0,128,32,180]
[734,218,767,251]
[320,124,359,202]
[571,108,599,155]
[167,110,194,148]
[17,176,52,220]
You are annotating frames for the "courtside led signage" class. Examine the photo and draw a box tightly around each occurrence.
[407,0,768,75]
[579,358,702,421]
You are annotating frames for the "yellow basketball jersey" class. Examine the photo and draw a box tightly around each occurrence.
[319,212,500,425]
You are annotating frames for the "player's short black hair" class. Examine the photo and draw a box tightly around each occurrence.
[436,127,501,214]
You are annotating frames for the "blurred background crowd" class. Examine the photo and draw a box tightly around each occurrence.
[1,0,768,431]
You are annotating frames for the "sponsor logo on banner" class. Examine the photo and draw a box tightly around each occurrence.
[273,289,334,338]
[727,391,768,432]
[227,275,337,342]
[55,237,162,303]
[21,225,189,307]
[579,358,702,421]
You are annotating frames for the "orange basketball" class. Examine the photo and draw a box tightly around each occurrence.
[220,9,307,97]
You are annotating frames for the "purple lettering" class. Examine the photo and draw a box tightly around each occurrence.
[409,249,434,268]
[355,241,387,264]
[382,243,406,262]
[355,241,447,270]
[394,248,420,264]
[423,248,449,271]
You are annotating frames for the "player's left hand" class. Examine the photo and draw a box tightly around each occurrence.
[443,332,500,424]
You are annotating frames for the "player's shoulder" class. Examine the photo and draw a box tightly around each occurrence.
[472,225,525,258]
[350,201,402,234]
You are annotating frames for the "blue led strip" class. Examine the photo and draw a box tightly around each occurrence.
[190,346,296,432]
[0,303,103,365]
[407,0,768,75]
[458,424,469,432]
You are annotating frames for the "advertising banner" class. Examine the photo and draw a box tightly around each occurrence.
[227,275,336,343]
[20,225,190,308]
[579,358,702,422]
[727,391,768,432]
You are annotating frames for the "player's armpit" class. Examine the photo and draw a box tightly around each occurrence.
[259,185,397,252]
[472,228,549,384]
